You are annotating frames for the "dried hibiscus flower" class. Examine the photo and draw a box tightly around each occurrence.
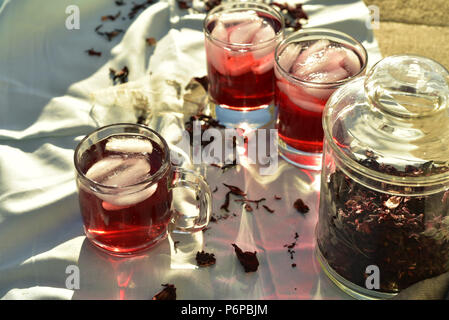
[109,66,129,85]
[223,183,246,197]
[262,204,275,214]
[129,0,155,19]
[152,284,176,300]
[86,48,102,57]
[101,11,121,21]
[196,251,216,267]
[294,198,309,215]
[232,243,259,273]
[146,37,157,46]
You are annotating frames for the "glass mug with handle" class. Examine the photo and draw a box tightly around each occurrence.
[74,123,212,256]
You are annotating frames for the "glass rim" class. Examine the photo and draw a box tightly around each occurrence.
[74,123,171,191]
[203,1,285,49]
[323,76,449,188]
[274,28,368,88]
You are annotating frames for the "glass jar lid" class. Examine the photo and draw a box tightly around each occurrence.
[323,55,449,187]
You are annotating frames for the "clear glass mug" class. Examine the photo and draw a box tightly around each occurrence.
[74,123,212,256]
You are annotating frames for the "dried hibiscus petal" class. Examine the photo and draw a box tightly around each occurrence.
[86,48,102,57]
[235,198,266,209]
[146,37,157,46]
[294,198,309,214]
[223,183,246,197]
[196,251,216,267]
[101,11,121,21]
[109,66,129,85]
[262,204,275,213]
[220,191,231,212]
[152,284,176,300]
[232,244,259,273]
[129,0,155,19]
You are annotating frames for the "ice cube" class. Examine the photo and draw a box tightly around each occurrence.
[102,156,151,187]
[341,48,361,76]
[106,136,153,154]
[100,183,158,209]
[207,21,229,75]
[293,47,346,78]
[253,22,275,44]
[225,53,254,76]
[295,40,330,65]
[211,20,228,42]
[251,22,276,60]
[276,81,325,113]
[277,44,302,73]
[229,19,262,44]
[321,67,349,83]
[218,10,259,25]
[251,52,274,75]
[85,156,124,184]
[206,42,227,75]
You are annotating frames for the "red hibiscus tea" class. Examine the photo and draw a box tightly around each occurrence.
[274,29,367,169]
[204,2,284,112]
[75,124,212,256]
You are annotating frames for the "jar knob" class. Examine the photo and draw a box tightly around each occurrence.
[364,55,449,119]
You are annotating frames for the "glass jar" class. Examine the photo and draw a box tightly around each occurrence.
[316,55,449,299]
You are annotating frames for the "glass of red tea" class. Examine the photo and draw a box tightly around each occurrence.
[204,1,284,127]
[74,124,212,256]
[274,28,367,170]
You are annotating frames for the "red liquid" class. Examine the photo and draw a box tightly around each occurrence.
[205,13,282,110]
[77,135,172,255]
[275,84,326,153]
[207,59,275,110]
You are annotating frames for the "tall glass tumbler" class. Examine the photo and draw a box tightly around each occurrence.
[274,28,367,170]
[204,1,284,128]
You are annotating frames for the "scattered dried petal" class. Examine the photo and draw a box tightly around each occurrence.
[86,48,102,57]
[109,66,129,85]
[129,0,155,19]
[294,198,309,214]
[101,11,121,21]
[232,243,259,273]
[146,37,157,46]
[262,204,275,213]
[223,183,246,197]
[196,251,216,267]
[152,284,176,300]
[220,191,231,212]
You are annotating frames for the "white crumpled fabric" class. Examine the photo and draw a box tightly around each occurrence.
[0,0,381,299]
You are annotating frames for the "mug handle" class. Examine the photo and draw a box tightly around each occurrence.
[169,167,212,233]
